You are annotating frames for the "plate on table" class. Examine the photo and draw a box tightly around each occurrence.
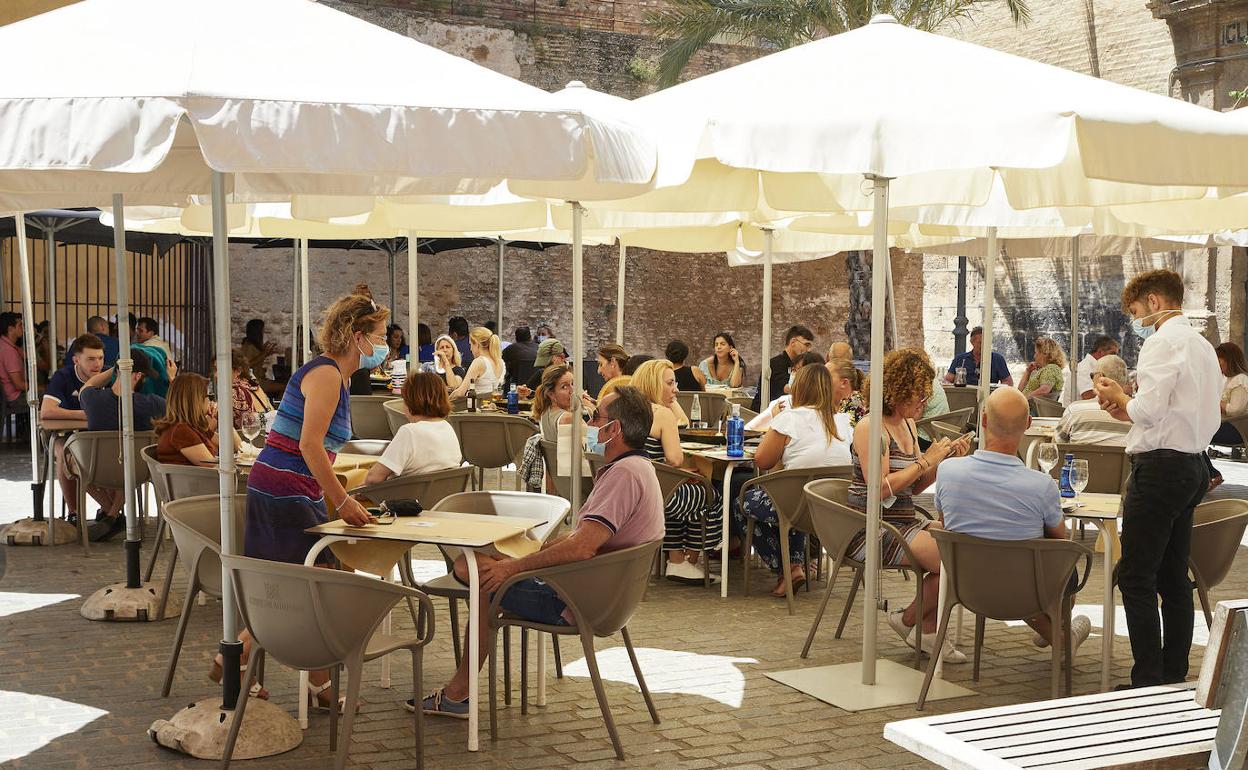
[681,441,718,451]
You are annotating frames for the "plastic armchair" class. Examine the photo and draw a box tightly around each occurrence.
[485,541,663,760]
[801,478,930,664]
[63,429,156,555]
[221,554,435,770]
[382,398,408,437]
[338,438,389,456]
[915,407,974,437]
[347,394,393,440]
[538,438,594,504]
[738,465,852,614]
[917,529,1092,709]
[650,460,717,587]
[352,465,474,511]
[1190,499,1248,628]
[1032,396,1065,418]
[448,413,537,490]
[674,391,727,425]
[926,420,966,443]
[1219,414,1248,455]
[1028,442,1130,494]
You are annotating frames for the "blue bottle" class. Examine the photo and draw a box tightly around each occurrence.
[726,403,745,458]
[507,384,519,415]
[1059,453,1076,498]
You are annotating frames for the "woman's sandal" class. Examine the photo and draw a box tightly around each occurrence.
[771,571,807,597]
[209,658,268,700]
[306,679,362,714]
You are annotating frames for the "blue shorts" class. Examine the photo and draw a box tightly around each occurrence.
[499,578,568,626]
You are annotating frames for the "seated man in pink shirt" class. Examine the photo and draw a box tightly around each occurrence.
[414,386,665,717]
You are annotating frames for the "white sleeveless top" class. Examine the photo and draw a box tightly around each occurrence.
[474,357,504,395]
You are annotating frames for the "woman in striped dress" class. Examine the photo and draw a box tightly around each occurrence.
[847,349,970,662]
[240,293,389,708]
[631,359,722,585]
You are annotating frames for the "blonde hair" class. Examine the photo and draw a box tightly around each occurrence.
[153,373,212,437]
[598,375,632,401]
[532,364,572,421]
[318,294,390,357]
[434,334,462,367]
[790,364,841,443]
[470,326,502,372]
[826,357,863,393]
[631,359,674,406]
[1034,336,1067,369]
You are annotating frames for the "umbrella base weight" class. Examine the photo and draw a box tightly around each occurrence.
[2,517,77,546]
[80,581,181,622]
[149,697,302,760]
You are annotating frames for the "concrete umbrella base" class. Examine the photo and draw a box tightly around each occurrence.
[2,517,77,546]
[81,582,181,622]
[150,697,302,760]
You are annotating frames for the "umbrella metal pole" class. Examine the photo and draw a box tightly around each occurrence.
[884,241,897,347]
[862,176,890,686]
[615,241,626,344]
[291,242,300,368]
[211,173,243,709]
[109,194,142,591]
[496,240,505,335]
[407,231,418,367]
[45,225,57,383]
[389,250,397,330]
[14,217,41,521]
[976,228,998,451]
[299,238,310,367]
[570,204,584,515]
[1069,237,1080,400]
[760,232,774,408]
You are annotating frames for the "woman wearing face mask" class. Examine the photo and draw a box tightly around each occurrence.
[850,348,972,663]
[240,292,388,710]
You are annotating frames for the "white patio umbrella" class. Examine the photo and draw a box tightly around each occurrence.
[0,0,656,755]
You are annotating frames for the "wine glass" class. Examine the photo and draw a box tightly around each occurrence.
[240,412,262,447]
[1037,442,1059,477]
[1070,459,1090,503]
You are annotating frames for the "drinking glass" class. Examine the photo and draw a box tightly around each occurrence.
[1070,459,1090,502]
[240,412,262,445]
[1037,442,1059,476]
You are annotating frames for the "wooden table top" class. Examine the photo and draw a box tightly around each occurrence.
[40,418,89,432]
[306,509,536,549]
[1065,492,1121,521]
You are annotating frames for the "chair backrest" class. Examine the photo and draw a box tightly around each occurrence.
[348,394,394,440]
[538,438,594,502]
[447,413,538,470]
[162,493,249,598]
[805,478,872,563]
[748,465,853,534]
[927,421,966,443]
[585,452,607,477]
[1191,499,1248,590]
[930,528,1090,621]
[140,444,170,506]
[64,430,157,489]
[1035,443,1130,494]
[223,552,424,672]
[1033,396,1065,418]
[508,357,536,393]
[674,391,728,425]
[649,460,707,504]
[943,385,980,415]
[163,462,239,500]
[535,541,661,636]
[382,398,407,437]
[353,465,474,510]
[1224,414,1248,448]
[433,490,570,544]
[338,439,389,457]
[916,407,974,435]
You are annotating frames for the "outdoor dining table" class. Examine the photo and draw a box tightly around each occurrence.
[302,511,540,751]
[1018,417,1059,464]
[682,441,756,597]
[37,417,89,543]
[1068,491,1122,692]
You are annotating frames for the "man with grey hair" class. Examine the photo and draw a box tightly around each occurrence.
[1056,354,1132,447]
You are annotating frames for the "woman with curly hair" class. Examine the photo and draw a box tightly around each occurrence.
[849,348,972,662]
[1020,336,1067,402]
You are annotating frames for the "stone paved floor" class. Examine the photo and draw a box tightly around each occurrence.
[1,447,1247,769]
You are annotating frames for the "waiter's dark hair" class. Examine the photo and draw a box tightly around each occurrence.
[784,325,814,344]
[1121,269,1184,311]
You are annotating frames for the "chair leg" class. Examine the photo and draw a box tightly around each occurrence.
[1198,584,1213,629]
[1064,600,1074,697]
[488,624,499,741]
[503,627,512,706]
[160,583,198,697]
[917,603,957,711]
[334,659,364,770]
[802,561,842,658]
[972,614,986,682]
[835,567,864,639]
[742,515,754,595]
[552,635,563,679]
[143,514,166,583]
[579,630,623,760]
[78,484,89,556]
[448,599,462,668]
[155,546,178,622]
[780,520,795,616]
[328,665,340,753]
[621,627,659,724]
[520,627,529,716]
[700,514,709,589]
[220,646,262,770]
[1048,609,1063,699]
[912,569,924,670]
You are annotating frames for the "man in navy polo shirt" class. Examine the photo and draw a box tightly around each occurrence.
[943,326,1014,386]
[42,334,107,530]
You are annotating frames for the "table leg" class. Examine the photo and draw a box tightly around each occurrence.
[1099,520,1116,692]
[536,633,547,707]
[380,567,392,689]
[44,434,57,541]
[464,548,480,751]
[934,568,949,680]
[720,465,732,598]
[299,536,339,730]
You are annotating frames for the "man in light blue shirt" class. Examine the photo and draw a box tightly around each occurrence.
[935,387,1089,650]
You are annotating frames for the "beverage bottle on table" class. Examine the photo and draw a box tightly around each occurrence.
[726,403,745,458]
[954,365,967,386]
[507,383,519,415]
[1059,453,1075,498]
[690,394,701,425]
[467,380,477,413]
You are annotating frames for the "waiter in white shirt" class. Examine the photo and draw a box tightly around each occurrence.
[1093,269,1222,689]
[1063,335,1120,407]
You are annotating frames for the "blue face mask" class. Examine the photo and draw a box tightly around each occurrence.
[1130,309,1176,340]
[585,421,616,455]
[358,337,388,370]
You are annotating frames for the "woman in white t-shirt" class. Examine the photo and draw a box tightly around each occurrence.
[732,364,853,596]
[450,327,505,400]
[1207,342,1248,490]
[363,371,462,484]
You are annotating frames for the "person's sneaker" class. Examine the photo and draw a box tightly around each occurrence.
[94,509,109,522]
[1034,615,1093,652]
[665,559,720,585]
[89,515,125,542]
[406,689,468,719]
[912,627,968,664]
[887,610,915,649]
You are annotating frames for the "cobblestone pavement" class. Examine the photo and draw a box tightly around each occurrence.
[2,452,1246,770]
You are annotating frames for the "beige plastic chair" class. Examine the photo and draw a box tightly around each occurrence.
[159,493,247,698]
[348,394,394,440]
[221,554,435,770]
[64,430,156,554]
[738,465,852,615]
[917,528,1091,708]
[382,398,407,437]
[487,540,663,759]
[915,407,974,437]
[1030,442,1130,494]
[448,413,537,490]
[674,391,727,425]
[1033,396,1065,418]
[943,385,979,415]
[538,438,594,504]
[801,479,929,664]
[399,491,570,688]
[651,460,716,588]
[352,465,474,511]
[926,420,966,443]
[140,444,172,581]
[1190,499,1248,628]
[338,438,389,456]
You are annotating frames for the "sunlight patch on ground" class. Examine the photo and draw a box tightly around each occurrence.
[1000,604,1209,648]
[0,477,36,526]
[407,559,452,583]
[0,591,79,619]
[0,691,107,762]
[562,647,757,708]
